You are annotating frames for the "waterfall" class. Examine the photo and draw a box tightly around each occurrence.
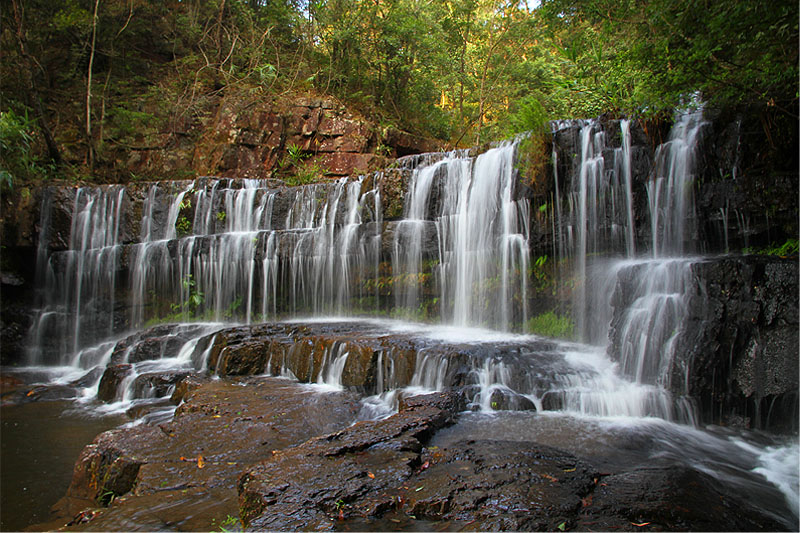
[393,141,530,329]
[647,109,707,256]
[547,111,707,423]
[26,111,709,426]
[28,187,126,364]
[28,177,384,366]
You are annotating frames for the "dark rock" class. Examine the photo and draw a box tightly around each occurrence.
[607,255,799,432]
[110,324,210,365]
[0,383,78,405]
[681,256,798,432]
[132,371,193,399]
[579,464,790,531]
[488,388,537,411]
[97,364,133,403]
[70,367,105,389]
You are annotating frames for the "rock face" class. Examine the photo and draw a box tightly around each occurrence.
[680,256,799,432]
[238,388,789,532]
[579,464,788,531]
[125,95,445,181]
[608,255,798,432]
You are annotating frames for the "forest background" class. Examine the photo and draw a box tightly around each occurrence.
[1,0,797,186]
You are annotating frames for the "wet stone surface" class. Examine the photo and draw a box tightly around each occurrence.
[21,375,797,532]
[238,391,465,530]
[42,377,362,531]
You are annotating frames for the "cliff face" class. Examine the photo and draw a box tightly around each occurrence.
[119,94,444,181]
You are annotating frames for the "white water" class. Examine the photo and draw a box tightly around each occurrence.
[392,143,530,329]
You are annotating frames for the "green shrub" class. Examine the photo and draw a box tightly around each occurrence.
[526,311,574,340]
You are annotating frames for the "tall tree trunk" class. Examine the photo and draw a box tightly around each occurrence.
[11,0,62,166]
[86,0,101,170]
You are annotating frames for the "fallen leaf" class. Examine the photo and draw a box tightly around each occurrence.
[212,415,221,418]
[563,467,576,472]
[367,472,375,479]
[631,522,651,527]
[419,460,430,471]
[415,486,424,492]
[541,473,558,482]
[581,495,592,507]
[26,390,36,397]
[197,455,205,469]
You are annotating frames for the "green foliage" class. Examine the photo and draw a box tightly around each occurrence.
[0,109,52,187]
[743,239,799,256]
[1,0,794,185]
[182,275,204,310]
[506,96,549,136]
[538,0,798,115]
[280,143,307,170]
[526,311,574,340]
[284,161,326,187]
[176,216,192,236]
[217,514,241,532]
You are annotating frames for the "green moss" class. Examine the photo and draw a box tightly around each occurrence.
[526,311,574,340]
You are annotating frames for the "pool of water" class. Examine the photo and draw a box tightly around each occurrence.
[0,399,126,531]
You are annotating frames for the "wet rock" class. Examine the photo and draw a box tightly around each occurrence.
[488,389,537,411]
[238,391,464,530]
[132,371,193,399]
[0,383,78,405]
[405,440,597,531]
[0,374,25,394]
[70,367,105,389]
[52,377,362,531]
[97,364,133,403]
[110,324,208,365]
[680,256,798,432]
[62,426,154,508]
[578,463,789,531]
[170,374,210,404]
[607,255,799,432]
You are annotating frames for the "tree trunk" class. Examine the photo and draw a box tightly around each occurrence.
[11,0,62,166]
[86,0,101,170]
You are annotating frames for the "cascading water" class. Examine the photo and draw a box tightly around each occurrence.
[648,110,707,257]
[28,186,126,364]
[393,141,530,329]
